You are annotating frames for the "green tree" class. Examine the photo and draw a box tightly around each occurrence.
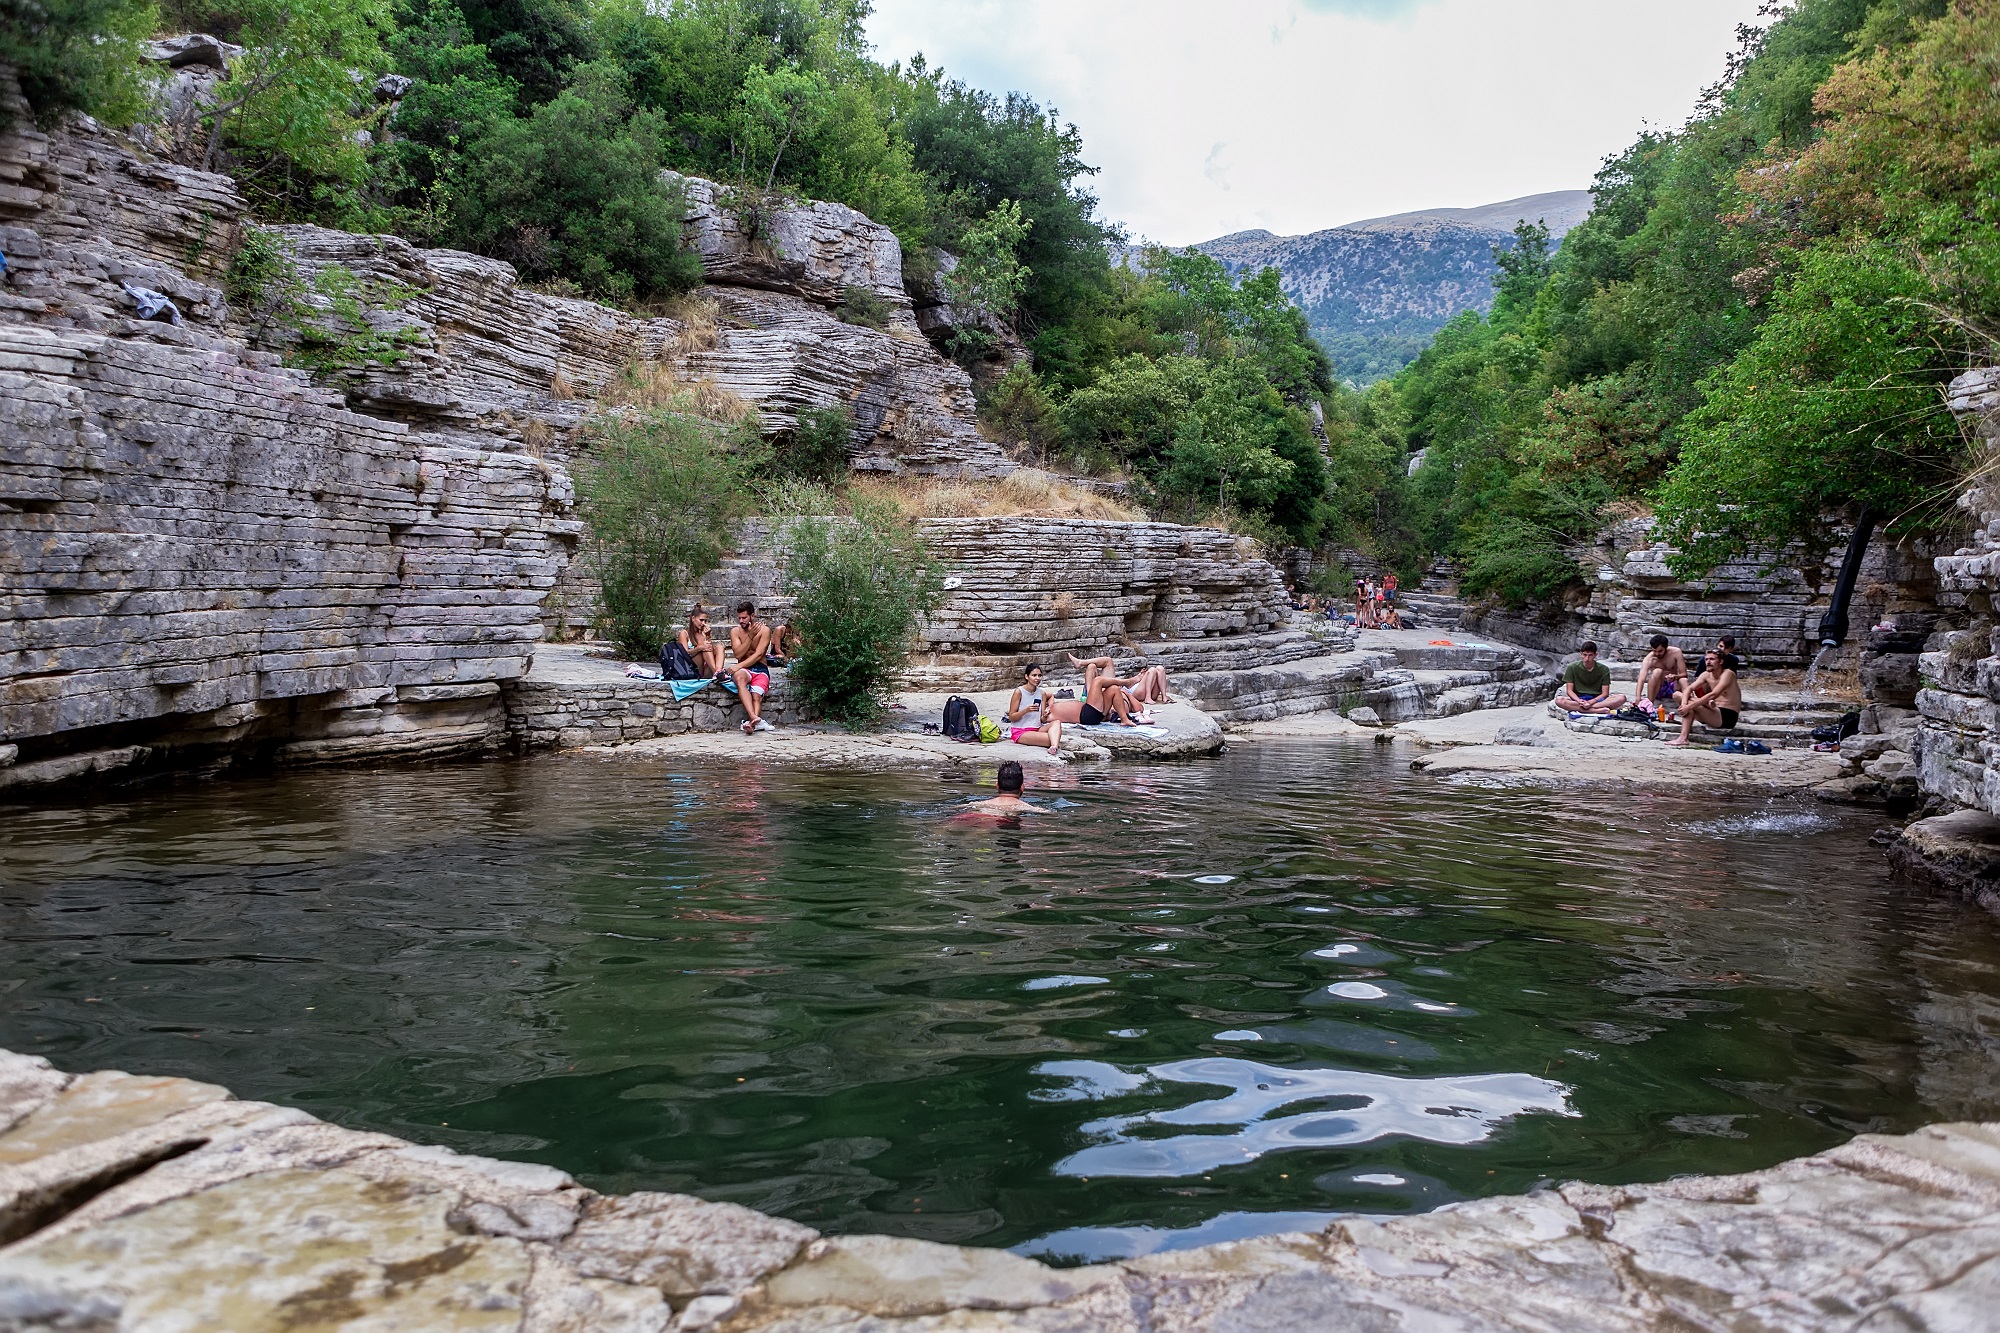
[777,494,945,727]
[451,60,702,299]
[574,406,761,660]
[1,0,158,130]
[199,0,395,221]
[940,198,1030,362]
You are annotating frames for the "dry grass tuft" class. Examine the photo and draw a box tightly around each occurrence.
[600,360,757,423]
[1050,590,1078,620]
[665,293,723,357]
[852,469,1143,522]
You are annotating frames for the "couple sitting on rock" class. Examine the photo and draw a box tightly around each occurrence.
[999,656,1175,755]
[665,601,801,735]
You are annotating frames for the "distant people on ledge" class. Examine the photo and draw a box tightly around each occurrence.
[1555,641,1627,715]
[1002,664,1066,758]
[1635,635,1689,717]
[729,601,775,734]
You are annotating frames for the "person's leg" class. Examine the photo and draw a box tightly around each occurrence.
[1106,686,1138,725]
[1666,700,1722,746]
[733,667,761,731]
[1636,667,1658,703]
[1586,691,1626,714]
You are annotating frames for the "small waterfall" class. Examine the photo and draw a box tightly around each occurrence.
[1788,643,1836,728]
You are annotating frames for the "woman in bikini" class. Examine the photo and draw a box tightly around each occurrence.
[1001,664,1065,755]
[1066,652,1171,708]
[664,605,726,679]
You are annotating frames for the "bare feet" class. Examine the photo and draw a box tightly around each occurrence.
[1664,738,1689,747]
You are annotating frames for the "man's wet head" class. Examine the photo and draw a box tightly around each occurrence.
[997,761,1024,794]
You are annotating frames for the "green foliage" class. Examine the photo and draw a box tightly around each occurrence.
[776,495,945,727]
[1352,0,1996,600]
[939,198,1031,363]
[835,284,888,329]
[1655,241,1967,572]
[1,0,158,129]
[201,0,395,222]
[226,229,425,377]
[449,60,701,300]
[977,363,1060,461]
[574,406,760,660]
[777,402,853,484]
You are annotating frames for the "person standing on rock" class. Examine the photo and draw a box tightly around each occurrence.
[1555,641,1627,715]
[729,601,775,734]
[1665,650,1743,747]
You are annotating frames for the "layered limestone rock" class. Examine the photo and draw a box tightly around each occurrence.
[1912,367,2000,822]
[2,1045,1996,1331]
[0,102,1012,788]
[0,115,576,787]
[1461,513,1939,671]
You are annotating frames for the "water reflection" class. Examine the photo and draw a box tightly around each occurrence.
[1038,1057,1573,1176]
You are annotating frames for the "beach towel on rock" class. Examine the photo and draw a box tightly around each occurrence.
[1080,724,1172,740]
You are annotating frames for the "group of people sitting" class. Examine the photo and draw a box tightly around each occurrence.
[1554,634,1746,747]
[994,654,1175,756]
[660,601,802,735]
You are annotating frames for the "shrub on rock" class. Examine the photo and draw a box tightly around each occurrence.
[776,495,945,728]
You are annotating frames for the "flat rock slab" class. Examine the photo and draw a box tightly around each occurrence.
[1406,709,1843,793]
[0,1047,1997,1331]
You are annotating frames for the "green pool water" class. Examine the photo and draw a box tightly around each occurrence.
[3,744,1998,1262]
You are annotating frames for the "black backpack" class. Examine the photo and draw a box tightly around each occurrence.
[1810,711,1861,744]
[942,696,979,741]
[661,639,705,681]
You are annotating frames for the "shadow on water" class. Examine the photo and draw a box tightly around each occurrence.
[2,743,1998,1261]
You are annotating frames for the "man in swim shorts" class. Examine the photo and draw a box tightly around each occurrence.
[1635,634,1689,715]
[1665,649,1743,747]
[729,601,774,734]
[964,761,1038,817]
[1555,640,1627,715]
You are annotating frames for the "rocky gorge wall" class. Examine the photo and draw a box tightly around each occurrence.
[1458,514,1942,673]
[0,72,1542,789]
[0,113,577,790]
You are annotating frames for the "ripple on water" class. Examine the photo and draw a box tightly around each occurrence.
[1037,1057,1575,1177]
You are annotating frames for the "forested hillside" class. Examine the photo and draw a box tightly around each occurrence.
[1195,191,1592,385]
[1378,0,1998,604]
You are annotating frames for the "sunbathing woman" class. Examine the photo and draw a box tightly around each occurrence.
[1047,655,1143,726]
[1001,664,1066,757]
[1066,653,1171,706]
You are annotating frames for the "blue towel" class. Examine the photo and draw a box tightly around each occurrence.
[667,677,742,702]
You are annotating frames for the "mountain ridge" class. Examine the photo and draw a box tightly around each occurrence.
[1189,189,1593,384]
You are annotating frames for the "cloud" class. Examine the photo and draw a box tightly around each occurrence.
[1295,0,1441,18]
[865,0,1764,244]
[1203,142,1231,192]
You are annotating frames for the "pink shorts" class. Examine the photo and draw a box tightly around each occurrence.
[1009,727,1033,743]
[743,670,769,696]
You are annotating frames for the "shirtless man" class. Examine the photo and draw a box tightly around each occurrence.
[963,761,1038,818]
[729,600,774,734]
[1665,650,1743,747]
[1635,635,1690,713]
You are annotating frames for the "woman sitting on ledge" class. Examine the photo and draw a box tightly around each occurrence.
[1002,664,1066,756]
[663,605,726,680]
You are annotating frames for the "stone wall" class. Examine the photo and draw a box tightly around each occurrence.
[680,515,1320,691]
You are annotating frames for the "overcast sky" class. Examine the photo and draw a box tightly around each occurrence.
[864,0,1765,246]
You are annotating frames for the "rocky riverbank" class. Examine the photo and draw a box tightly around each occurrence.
[2,1046,1995,1331]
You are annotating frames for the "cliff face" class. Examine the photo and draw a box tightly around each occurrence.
[1458,514,1939,673]
[1915,368,2000,814]
[0,116,578,788]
